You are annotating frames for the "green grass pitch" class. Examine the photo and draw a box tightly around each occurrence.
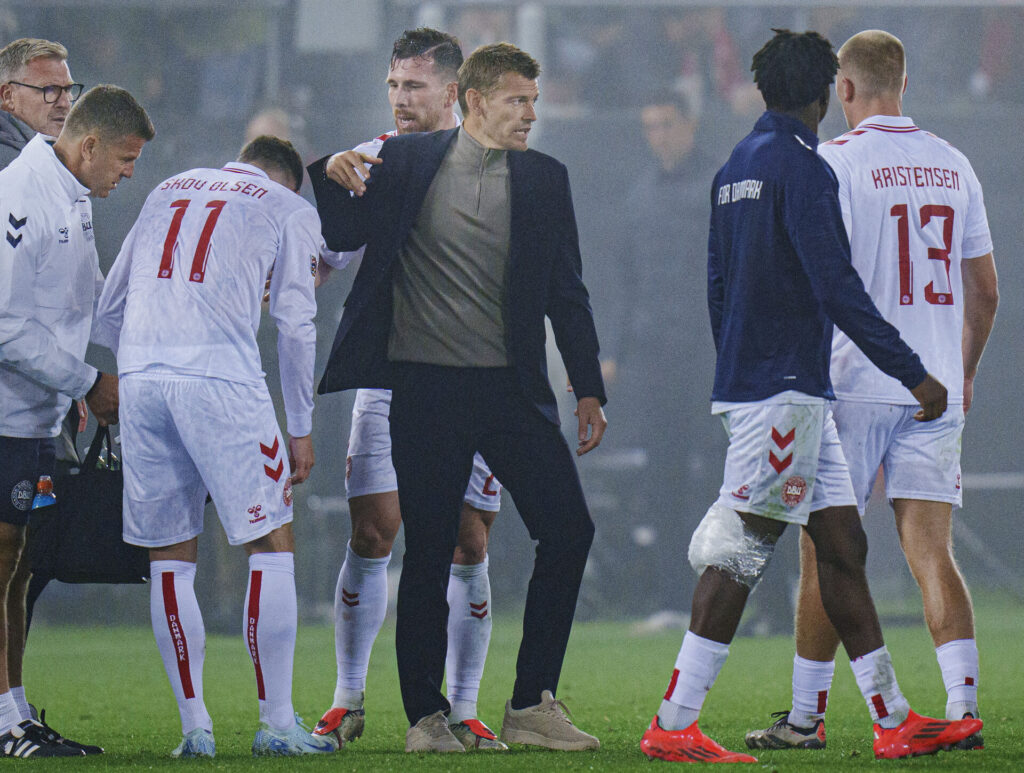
[24,594,1021,769]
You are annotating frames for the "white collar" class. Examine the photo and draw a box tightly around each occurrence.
[855,114,917,130]
[21,134,90,203]
[220,161,269,179]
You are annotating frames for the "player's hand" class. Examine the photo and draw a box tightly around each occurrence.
[910,373,947,422]
[963,375,974,413]
[315,256,333,288]
[287,434,315,484]
[85,372,119,426]
[326,150,382,196]
[575,396,607,456]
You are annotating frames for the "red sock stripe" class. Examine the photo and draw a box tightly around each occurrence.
[162,572,195,700]
[816,689,828,714]
[664,669,680,701]
[871,693,889,719]
[247,570,266,700]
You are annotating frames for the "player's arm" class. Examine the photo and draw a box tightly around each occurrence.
[0,207,98,401]
[787,176,944,418]
[93,220,139,353]
[307,141,390,254]
[269,207,319,482]
[543,166,607,454]
[961,251,999,412]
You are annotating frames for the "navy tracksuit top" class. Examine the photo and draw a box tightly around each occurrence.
[707,111,926,404]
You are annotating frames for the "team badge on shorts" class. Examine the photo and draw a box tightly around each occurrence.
[781,476,807,507]
[310,254,318,277]
[283,477,293,507]
[10,480,33,511]
[346,456,352,481]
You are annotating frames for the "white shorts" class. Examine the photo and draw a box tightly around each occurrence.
[345,388,502,512]
[715,395,856,525]
[832,400,964,512]
[120,373,293,547]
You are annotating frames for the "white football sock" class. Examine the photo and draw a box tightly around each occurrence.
[446,556,492,722]
[0,691,21,735]
[150,560,212,734]
[659,631,730,730]
[245,552,297,732]
[332,542,389,710]
[936,638,980,718]
[849,646,910,728]
[9,687,29,721]
[788,655,835,727]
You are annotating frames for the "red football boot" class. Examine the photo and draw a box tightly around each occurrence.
[873,710,983,759]
[641,716,757,763]
[312,707,365,750]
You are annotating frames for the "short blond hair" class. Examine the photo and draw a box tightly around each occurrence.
[0,38,69,83]
[837,30,905,100]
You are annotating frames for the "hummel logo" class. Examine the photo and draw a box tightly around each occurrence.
[470,600,488,619]
[6,213,26,249]
[341,588,360,608]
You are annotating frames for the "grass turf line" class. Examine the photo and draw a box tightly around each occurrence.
[24,595,1021,769]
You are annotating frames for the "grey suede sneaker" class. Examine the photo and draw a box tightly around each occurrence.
[500,690,600,750]
[405,711,465,753]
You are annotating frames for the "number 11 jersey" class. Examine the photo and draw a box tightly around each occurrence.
[819,116,992,405]
[94,163,319,437]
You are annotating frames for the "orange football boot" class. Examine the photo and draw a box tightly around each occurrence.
[641,716,757,763]
[873,710,983,759]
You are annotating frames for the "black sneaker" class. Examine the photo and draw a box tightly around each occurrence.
[29,705,104,755]
[954,712,984,750]
[0,719,84,757]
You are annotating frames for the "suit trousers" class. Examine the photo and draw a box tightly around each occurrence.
[389,363,595,724]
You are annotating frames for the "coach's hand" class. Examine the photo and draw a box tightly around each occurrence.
[288,434,315,484]
[575,396,607,456]
[326,150,382,196]
[85,372,119,426]
[910,373,947,422]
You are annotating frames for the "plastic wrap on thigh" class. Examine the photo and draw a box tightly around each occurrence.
[687,500,775,588]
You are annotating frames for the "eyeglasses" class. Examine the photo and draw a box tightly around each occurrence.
[6,81,84,103]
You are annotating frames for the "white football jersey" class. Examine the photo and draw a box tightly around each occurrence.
[819,115,993,404]
[94,163,319,436]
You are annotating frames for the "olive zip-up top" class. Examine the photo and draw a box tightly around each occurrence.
[388,127,511,367]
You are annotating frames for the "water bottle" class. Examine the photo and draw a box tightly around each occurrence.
[31,475,57,509]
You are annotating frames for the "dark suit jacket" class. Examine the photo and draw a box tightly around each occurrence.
[308,127,605,426]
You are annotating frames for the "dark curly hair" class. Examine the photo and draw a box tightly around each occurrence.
[751,29,838,111]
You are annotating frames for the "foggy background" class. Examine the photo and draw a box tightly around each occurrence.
[6,0,1021,634]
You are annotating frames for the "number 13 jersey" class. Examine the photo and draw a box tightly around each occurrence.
[819,116,992,405]
[94,163,319,436]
